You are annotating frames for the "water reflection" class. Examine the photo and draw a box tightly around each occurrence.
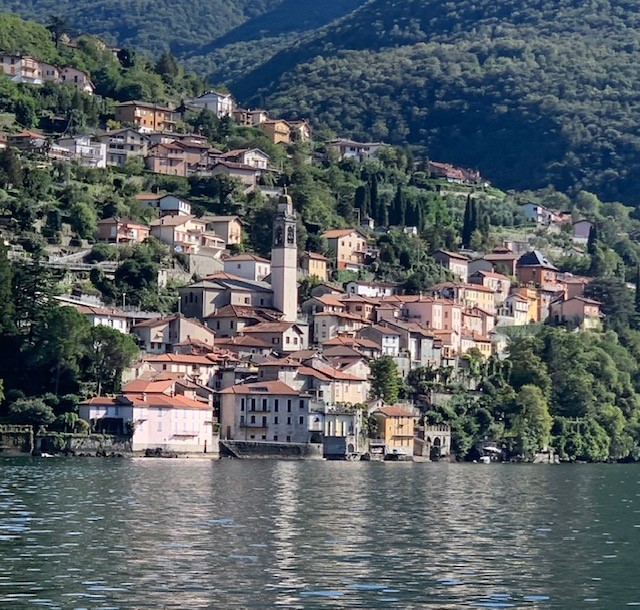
[0,459,639,608]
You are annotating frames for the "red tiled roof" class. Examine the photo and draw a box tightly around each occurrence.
[219,380,301,395]
[376,406,414,417]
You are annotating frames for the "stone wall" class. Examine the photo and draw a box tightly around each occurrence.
[220,440,323,460]
[0,425,33,454]
[35,433,132,456]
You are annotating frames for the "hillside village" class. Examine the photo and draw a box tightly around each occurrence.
[2,22,640,463]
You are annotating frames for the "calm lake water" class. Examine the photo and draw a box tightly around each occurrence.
[0,459,639,609]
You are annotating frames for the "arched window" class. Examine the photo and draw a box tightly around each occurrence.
[287,225,295,244]
[274,226,283,245]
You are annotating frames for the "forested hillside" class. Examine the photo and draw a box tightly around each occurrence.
[6,0,640,202]
[236,0,640,203]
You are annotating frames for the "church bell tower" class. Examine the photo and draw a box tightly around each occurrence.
[271,189,298,322]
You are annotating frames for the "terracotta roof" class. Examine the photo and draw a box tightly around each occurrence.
[144,354,214,365]
[258,358,301,367]
[224,253,270,263]
[376,406,414,417]
[241,322,297,333]
[74,304,129,318]
[303,251,328,261]
[435,249,469,261]
[214,335,272,348]
[150,215,200,227]
[122,378,176,394]
[322,228,365,239]
[210,305,280,320]
[472,270,510,281]
[313,295,345,308]
[219,380,301,395]
[134,192,165,201]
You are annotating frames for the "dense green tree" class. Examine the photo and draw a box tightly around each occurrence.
[89,326,138,394]
[7,397,55,428]
[370,356,401,404]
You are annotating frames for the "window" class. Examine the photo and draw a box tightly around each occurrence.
[240,415,244,424]
[274,416,279,424]
[237,263,241,269]
[230,321,234,329]
[286,436,291,442]
[250,415,256,424]
[287,417,291,425]
[287,400,292,412]
[157,421,162,432]
[216,321,220,330]
[274,399,279,412]
[251,398,256,411]
[273,435,278,441]
[262,398,268,410]
[262,435,267,440]
[286,336,290,344]
[299,416,304,425]
[240,399,245,412]
[299,400,305,410]
[245,297,250,304]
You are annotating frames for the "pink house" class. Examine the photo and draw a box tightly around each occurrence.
[79,381,214,454]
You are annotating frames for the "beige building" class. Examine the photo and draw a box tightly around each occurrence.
[132,314,216,354]
[300,251,328,281]
[433,250,469,283]
[258,120,291,144]
[204,216,243,245]
[150,215,225,254]
[322,228,368,269]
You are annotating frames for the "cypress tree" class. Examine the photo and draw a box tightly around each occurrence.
[635,266,640,314]
[587,224,599,256]
[355,184,370,217]
[462,195,472,247]
[0,242,14,336]
[369,173,379,212]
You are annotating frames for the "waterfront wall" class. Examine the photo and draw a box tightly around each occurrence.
[0,425,33,454]
[35,433,132,456]
[220,440,323,460]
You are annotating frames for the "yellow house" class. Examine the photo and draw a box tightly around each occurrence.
[512,286,541,322]
[258,120,291,144]
[300,251,328,281]
[373,405,415,456]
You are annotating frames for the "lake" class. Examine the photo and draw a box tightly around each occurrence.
[0,458,639,609]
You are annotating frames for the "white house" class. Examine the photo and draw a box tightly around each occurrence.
[189,91,235,117]
[326,139,385,161]
[61,66,94,94]
[223,254,271,282]
[136,194,192,216]
[55,135,106,168]
[346,280,400,298]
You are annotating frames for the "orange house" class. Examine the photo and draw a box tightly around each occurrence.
[95,217,150,244]
[516,250,558,286]
[258,120,291,144]
[115,101,177,133]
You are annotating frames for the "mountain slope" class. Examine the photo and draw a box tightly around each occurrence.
[0,0,282,55]
[231,0,640,201]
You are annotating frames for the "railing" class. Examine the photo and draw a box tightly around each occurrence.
[240,421,267,429]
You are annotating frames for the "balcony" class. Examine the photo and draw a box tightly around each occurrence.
[240,421,267,429]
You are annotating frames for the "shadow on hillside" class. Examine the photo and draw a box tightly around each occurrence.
[183,0,366,59]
